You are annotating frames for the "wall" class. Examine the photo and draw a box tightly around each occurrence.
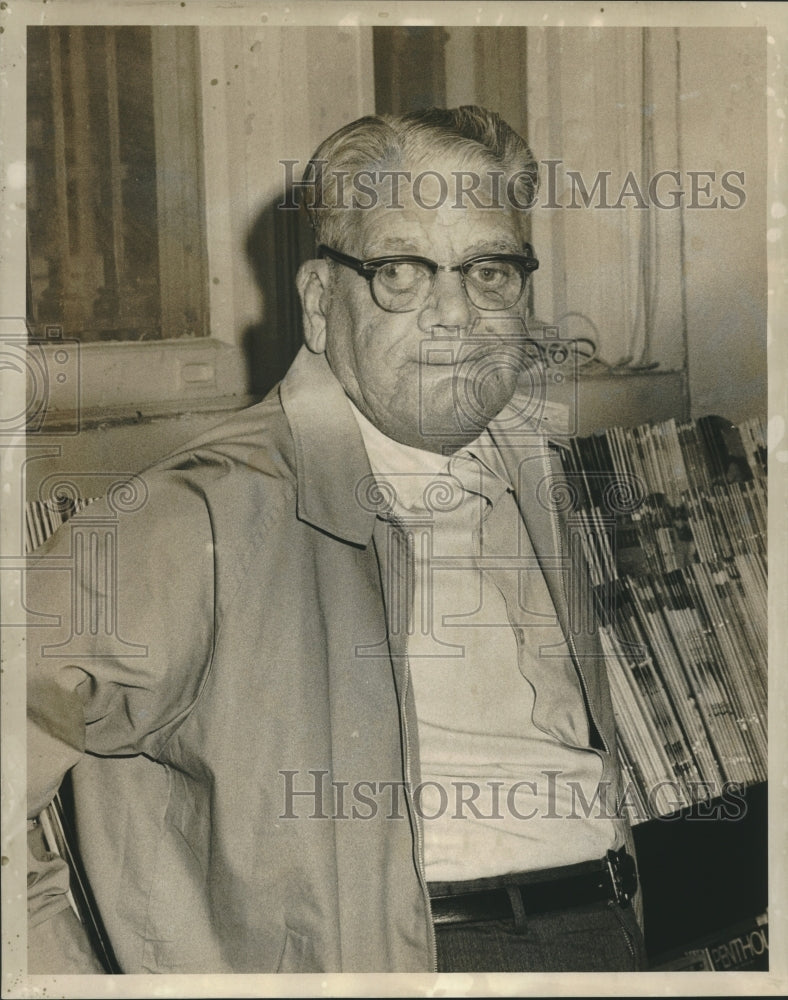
[521,26,766,427]
[678,28,767,423]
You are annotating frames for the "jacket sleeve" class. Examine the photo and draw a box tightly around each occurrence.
[26,472,217,959]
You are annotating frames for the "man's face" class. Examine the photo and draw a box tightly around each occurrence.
[318,156,532,453]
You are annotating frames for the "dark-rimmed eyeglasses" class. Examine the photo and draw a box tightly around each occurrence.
[317,244,539,313]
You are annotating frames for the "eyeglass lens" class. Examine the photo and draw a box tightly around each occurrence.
[373,259,525,312]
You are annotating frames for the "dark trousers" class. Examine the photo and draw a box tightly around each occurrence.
[435,900,647,973]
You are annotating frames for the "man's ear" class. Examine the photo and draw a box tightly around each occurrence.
[296,260,331,354]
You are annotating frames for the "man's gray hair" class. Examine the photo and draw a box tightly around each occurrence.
[301,106,539,252]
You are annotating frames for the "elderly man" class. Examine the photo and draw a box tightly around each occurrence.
[27,106,644,974]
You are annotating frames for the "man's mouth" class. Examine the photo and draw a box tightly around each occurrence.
[418,345,518,368]
[420,351,463,366]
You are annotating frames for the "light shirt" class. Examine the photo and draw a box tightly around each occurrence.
[349,401,617,881]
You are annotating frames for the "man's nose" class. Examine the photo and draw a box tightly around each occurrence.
[418,269,472,333]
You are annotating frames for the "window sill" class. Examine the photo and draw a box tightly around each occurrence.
[39,392,262,435]
[28,337,253,434]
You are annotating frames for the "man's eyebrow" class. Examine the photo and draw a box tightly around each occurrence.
[463,239,522,255]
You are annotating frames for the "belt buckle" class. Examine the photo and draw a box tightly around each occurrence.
[606,849,636,908]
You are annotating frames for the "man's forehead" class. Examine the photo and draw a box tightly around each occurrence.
[355,199,522,258]
[353,154,521,253]
[372,153,511,204]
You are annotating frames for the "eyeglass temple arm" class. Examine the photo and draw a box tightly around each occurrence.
[317,245,371,276]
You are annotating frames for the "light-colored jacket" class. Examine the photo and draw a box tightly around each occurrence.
[27,346,638,973]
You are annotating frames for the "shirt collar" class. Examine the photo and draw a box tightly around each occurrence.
[347,399,451,482]
[348,398,514,511]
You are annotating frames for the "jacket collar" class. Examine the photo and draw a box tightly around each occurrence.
[279,346,378,546]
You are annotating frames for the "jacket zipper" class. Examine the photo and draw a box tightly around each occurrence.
[401,650,439,972]
[389,514,438,973]
[609,900,638,967]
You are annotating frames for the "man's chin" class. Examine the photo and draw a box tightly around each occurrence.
[450,368,519,423]
[408,396,514,453]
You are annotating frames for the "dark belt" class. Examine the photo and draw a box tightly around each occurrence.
[428,848,637,926]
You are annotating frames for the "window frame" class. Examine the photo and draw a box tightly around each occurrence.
[28,25,254,424]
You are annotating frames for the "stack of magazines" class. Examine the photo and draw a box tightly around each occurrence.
[556,414,768,822]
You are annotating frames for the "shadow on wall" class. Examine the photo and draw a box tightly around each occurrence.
[242,189,315,398]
